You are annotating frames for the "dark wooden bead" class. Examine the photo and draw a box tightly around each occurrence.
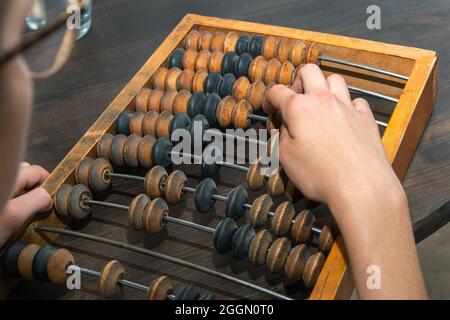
[194,178,217,213]
[248,194,273,228]
[204,72,222,94]
[168,48,185,69]
[99,260,125,297]
[248,35,264,58]
[213,217,237,254]
[234,53,252,78]
[32,245,56,282]
[271,201,295,236]
[88,157,113,192]
[147,275,173,300]
[68,184,92,219]
[198,293,216,300]
[189,114,209,139]
[218,73,236,98]
[204,92,221,125]
[115,110,134,135]
[3,241,26,278]
[231,224,256,260]
[221,51,239,75]
[53,184,73,217]
[248,230,272,266]
[144,165,168,199]
[176,284,201,300]
[284,244,310,281]
[236,34,251,54]
[151,137,173,168]
[266,237,291,273]
[225,185,248,220]
[187,91,207,117]
[303,252,326,288]
[169,113,191,137]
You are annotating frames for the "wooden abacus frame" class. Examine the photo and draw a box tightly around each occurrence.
[0,14,438,300]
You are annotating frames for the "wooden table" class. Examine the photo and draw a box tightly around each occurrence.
[8,0,450,299]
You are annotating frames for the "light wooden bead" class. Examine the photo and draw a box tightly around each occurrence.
[184,30,200,50]
[75,157,94,186]
[306,42,322,64]
[124,134,141,167]
[266,168,285,197]
[97,133,114,161]
[192,71,208,92]
[182,48,198,70]
[160,90,178,113]
[177,69,195,91]
[145,166,168,198]
[277,60,295,85]
[142,110,159,136]
[246,80,266,111]
[47,248,74,284]
[284,244,310,281]
[155,111,173,138]
[208,50,224,73]
[138,135,156,168]
[223,31,239,52]
[152,67,168,90]
[266,237,291,273]
[291,209,316,243]
[261,82,276,112]
[195,49,211,72]
[276,38,293,62]
[99,260,125,298]
[165,68,182,91]
[148,276,173,300]
[147,89,164,112]
[318,221,338,252]
[247,157,266,191]
[216,96,237,127]
[289,40,307,66]
[263,58,282,84]
[271,201,295,236]
[144,198,169,234]
[128,194,149,230]
[248,55,267,82]
[173,90,191,114]
[262,36,279,59]
[291,65,302,84]
[232,100,252,129]
[303,252,326,288]
[129,111,145,135]
[248,193,273,228]
[163,170,187,205]
[248,229,273,266]
[110,134,127,166]
[198,31,213,51]
[18,243,40,280]
[53,184,72,217]
[232,76,250,102]
[210,32,225,51]
[135,88,151,112]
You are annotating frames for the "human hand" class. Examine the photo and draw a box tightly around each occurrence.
[0,163,52,247]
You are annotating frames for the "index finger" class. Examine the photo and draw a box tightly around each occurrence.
[262,84,297,115]
[13,165,49,196]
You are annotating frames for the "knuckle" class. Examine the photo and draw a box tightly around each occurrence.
[301,63,320,74]
[327,73,345,84]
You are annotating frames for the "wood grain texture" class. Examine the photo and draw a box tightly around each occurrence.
[3,0,449,300]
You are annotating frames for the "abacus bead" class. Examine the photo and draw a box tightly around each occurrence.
[231,100,251,129]
[160,90,178,114]
[68,184,92,219]
[152,67,168,90]
[182,48,198,70]
[184,30,200,50]
[213,217,238,254]
[232,76,250,102]
[124,134,141,167]
[231,224,255,260]
[225,185,249,220]
[135,88,151,112]
[306,42,322,64]
[267,168,285,197]
[151,137,173,168]
[277,60,295,85]
[263,58,282,84]
[195,49,211,72]
[97,133,114,161]
[169,113,191,137]
[194,178,217,213]
[262,36,279,59]
[248,55,267,82]
[266,237,291,273]
[147,275,173,300]
[284,244,310,281]
[204,92,221,125]
[289,40,307,66]
[99,260,125,297]
[204,72,222,94]
[168,48,185,69]
[303,252,326,288]
[53,184,73,217]
[223,31,239,52]
[236,34,251,54]
[3,241,26,278]
[144,198,169,234]
[199,293,216,300]
[189,114,209,139]
[142,110,159,136]
[210,32,225,51]
[32,245,55,282]
[116,110,133,135]
[266,112,282,131]
[249,229,273,266]
[177,69,195,91]
[246,79,266,111]
[291,209,316,243]
[247,35,263,58]
[173,90,192,114]
[88,157,113,192]
[147,88,164,112]
[216,96,236,128]
[247,157,265,191]
[218,73,236,98]
[17,243,40,280]
[75,157,94,186]
[276,38,293,62]
[128,194,150,230]
[187,92,207,118]
[198,31,213,51]
[248,194,273,228]
[164,170,187,205]
[272,201,295,236]
[319,221,338,252]
[138,134,156,168]
[165,68,182,90]
[129,111,145,135]
[145,165,168,198]
[234,53,252,78]
[192,70,208,92]
[221,52,239,75]
[110,134,127,166]
[155,111,173,138]
[176,285,201,300]
[201,145,221,177]
[47,248,74,284]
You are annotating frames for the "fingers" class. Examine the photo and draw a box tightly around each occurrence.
[353,97,372,114]
[20,162,30,167]
[300,64,329,94]
[263,84,297,115]
[290,67,303,94]
[13,165,49,196]
[327,74,352,105]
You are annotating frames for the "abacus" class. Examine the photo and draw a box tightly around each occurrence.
[0,14,437,300]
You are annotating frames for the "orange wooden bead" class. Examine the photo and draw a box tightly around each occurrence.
[216,96,237,128]
[263,58,282,84]
[147,88,164,112]
[277,60,295,85]
[173,90,192,114]
[208,50,224,73]
[306,42,322,64]
[291,65,302,84]
[195,49,212,72]
[262,36,279,59]
[223,31,239,52]
[276,38,293,62]
[182,48,198,70]
[232,76,251,102]
[165,68,182,91]
[184,29,200,50]
[289,40,307,67]
[232,100,252,129]
[152,67,168,90]
[177,69,195,91]
[248,55,267,82]
[135,88,151,112]
[246,79,266,111]
[155,111,174,138]
[261,82,276,111]
[160,90,178,113]
[192,71,208,92]
[210,32,226,51]
[129,111,145,135]
[198,31,213,51]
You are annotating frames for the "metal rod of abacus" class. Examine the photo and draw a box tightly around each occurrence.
[34,227,291,300]
[318,56,409,81]
[106,172,145,182]
[348,85,399,104]
[248,114,268,123]
[376,120,388,128]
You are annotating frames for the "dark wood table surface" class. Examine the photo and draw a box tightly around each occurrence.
[8,0,450,299]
